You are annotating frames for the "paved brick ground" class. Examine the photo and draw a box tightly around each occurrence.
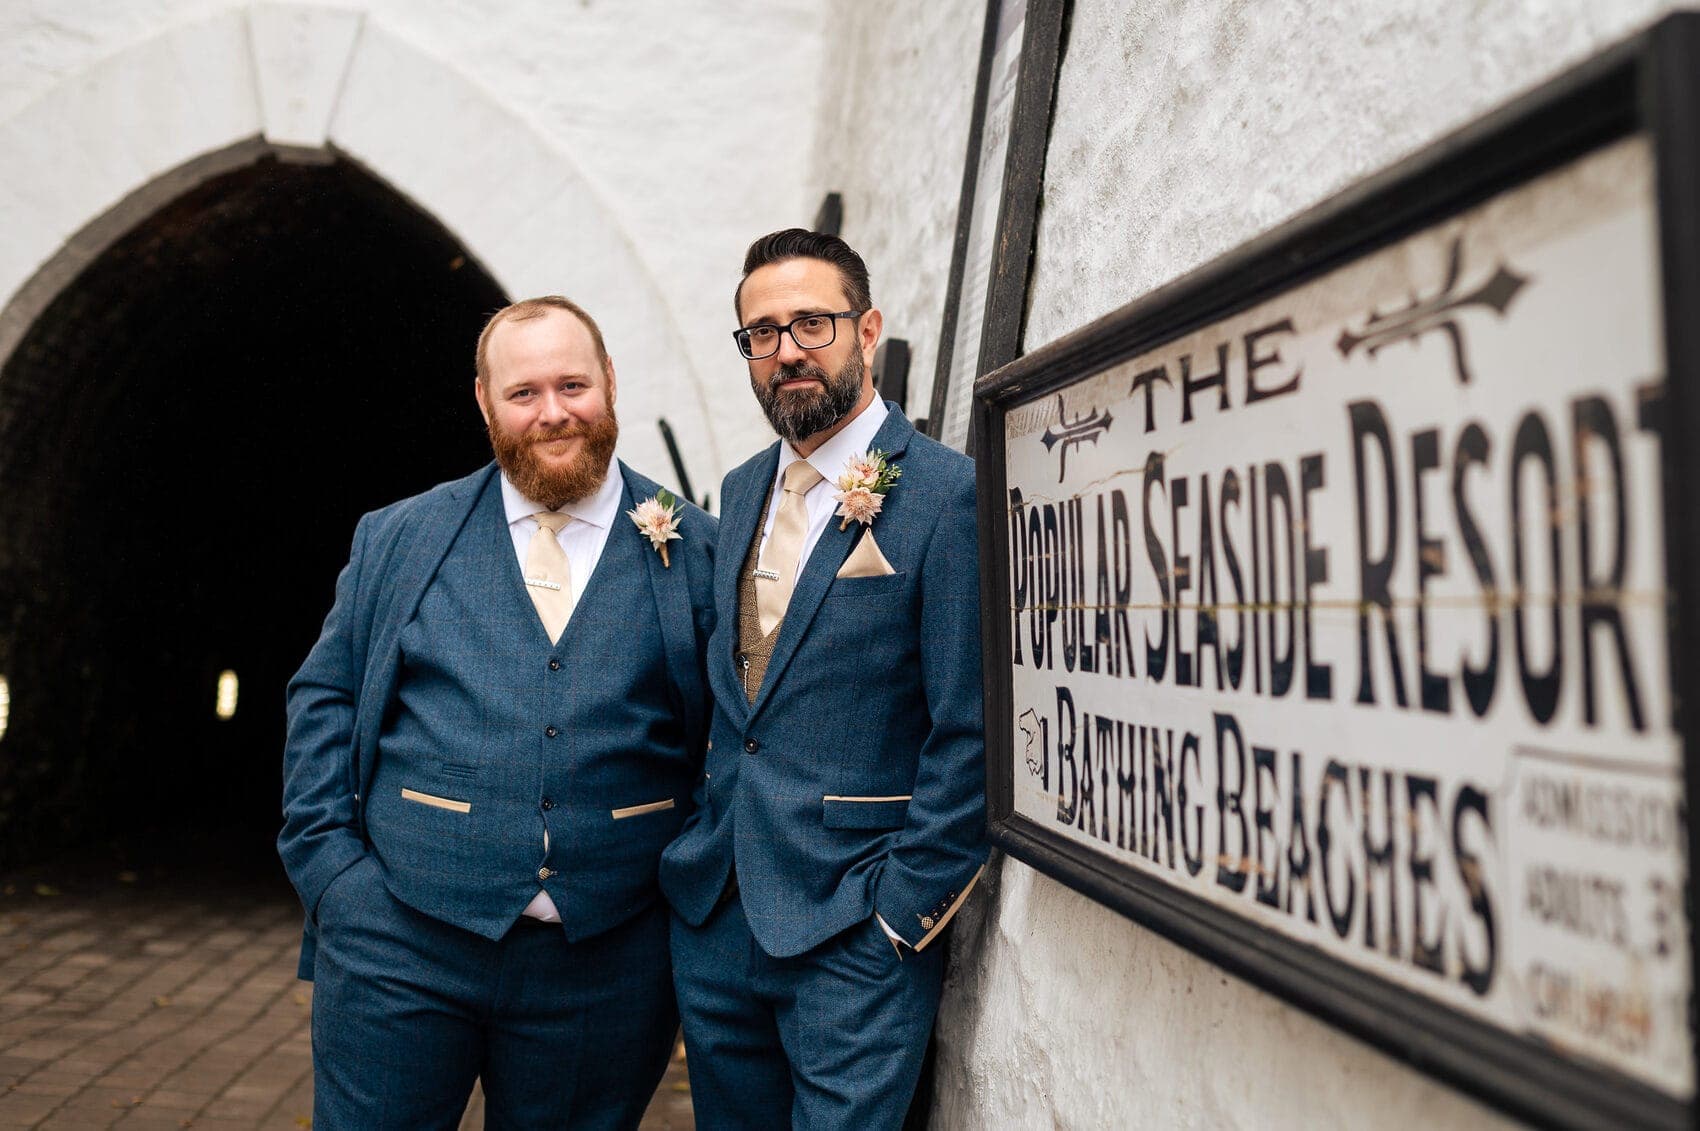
[0,852,692,1129]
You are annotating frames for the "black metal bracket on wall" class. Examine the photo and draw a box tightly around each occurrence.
[814,192,843,237]
[873,337,910,413]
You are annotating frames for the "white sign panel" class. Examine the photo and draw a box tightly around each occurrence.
[1001,135,1691,1098]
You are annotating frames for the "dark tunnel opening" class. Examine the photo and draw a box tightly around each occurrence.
[0,155,507,878]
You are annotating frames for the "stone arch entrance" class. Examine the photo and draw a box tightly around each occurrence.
[0,5,719,487]
[0,6,721,869]
[0,154,506,868]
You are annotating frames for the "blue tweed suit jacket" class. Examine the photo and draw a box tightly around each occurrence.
[660,406,987,957]
[280,461,715,975]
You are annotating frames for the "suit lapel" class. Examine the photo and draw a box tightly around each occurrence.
[354,465,495,790]
[750,407,917,718]
[624,464,709,752]
[707,448,778,721]
[717,446,777,621]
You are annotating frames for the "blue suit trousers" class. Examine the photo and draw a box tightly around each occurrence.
[310,856,675,1130]
[670,895,944,1130]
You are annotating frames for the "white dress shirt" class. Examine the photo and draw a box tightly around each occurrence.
[758,397,890,581]
[499,456,623,922]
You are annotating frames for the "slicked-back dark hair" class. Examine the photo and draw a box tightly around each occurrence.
[735,228,873,319]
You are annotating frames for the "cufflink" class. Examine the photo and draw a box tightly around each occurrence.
[920,916,935,930]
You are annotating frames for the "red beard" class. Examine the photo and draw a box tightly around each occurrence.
[486,408,619,509]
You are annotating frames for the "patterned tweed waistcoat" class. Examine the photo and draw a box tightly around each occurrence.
[736,490,782,703]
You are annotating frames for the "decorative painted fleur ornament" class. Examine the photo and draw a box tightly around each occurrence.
[628,488,683,568]
[833,449,902,530]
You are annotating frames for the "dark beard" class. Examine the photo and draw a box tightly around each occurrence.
[486,407,619,509]
[753,347,865,445]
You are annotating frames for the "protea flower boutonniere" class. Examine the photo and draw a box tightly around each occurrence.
[628,488,683,568]
[832,449,901,530]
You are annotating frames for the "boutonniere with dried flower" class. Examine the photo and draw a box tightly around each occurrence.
[628,488,683,568]
[832,449,902,530]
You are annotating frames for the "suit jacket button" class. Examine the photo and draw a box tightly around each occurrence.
[744,738,759,753]
[537,867,553,881]
[540,798,555,811]
[920,916,935,930]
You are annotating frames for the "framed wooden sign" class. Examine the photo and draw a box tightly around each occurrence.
[974,16,1700,1128]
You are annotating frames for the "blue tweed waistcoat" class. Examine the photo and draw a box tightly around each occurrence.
[365,473,694,942]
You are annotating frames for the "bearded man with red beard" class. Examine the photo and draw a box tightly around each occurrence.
[280,296,716,1130]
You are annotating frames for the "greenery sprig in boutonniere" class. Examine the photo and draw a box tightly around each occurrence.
[628,488,683,568]
[832,449,901,530]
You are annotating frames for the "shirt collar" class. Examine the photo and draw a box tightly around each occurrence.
[775,397,890,488]
[501,455,624,530]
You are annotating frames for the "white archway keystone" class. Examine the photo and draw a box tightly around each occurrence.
[249,3,364,155]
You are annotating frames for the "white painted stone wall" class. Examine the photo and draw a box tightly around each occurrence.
[807,1,1693,1128]
[805,0,986,420]
[0,0,832,495]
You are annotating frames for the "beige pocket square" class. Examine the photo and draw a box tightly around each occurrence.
[837,530,896,578]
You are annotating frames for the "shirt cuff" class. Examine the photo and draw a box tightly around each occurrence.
[875,912,910,947]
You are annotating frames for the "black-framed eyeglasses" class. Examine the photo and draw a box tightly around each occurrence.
[732,311,864,360]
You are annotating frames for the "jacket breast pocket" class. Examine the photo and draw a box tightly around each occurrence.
[824,571,908,599]
[821,795,911,829]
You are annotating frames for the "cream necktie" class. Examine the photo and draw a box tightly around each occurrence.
[757,461,825,636]
[525,511,575,644]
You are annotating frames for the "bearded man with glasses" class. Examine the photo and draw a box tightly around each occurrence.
[661,228,987,1130]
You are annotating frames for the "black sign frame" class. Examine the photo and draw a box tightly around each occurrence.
[973,16,1700,1129]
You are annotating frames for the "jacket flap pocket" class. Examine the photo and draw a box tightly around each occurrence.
[401,787,471,814]
[611,798,676,820]
[821,795,911,829]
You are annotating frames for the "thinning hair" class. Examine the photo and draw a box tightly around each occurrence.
[735,228,873,319]
[475,295,610,384]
